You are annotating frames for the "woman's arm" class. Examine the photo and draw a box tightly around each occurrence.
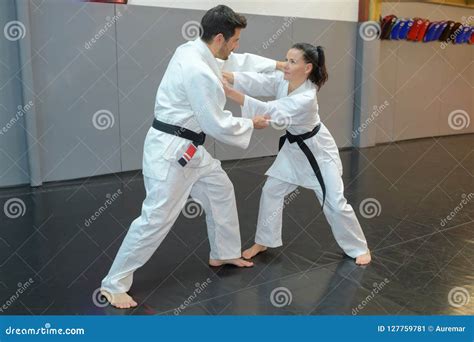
[223,79,245,106]
[239,91,315,126]
[223,70,284,98]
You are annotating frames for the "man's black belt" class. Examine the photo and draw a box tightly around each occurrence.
[278,124,326,208]
[152,119,206,167]
[152,119,206,146]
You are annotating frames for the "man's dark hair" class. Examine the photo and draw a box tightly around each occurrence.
[200,5,247,42]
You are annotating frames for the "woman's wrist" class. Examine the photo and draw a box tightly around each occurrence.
[222,71,234,85]
[230,89,245,106]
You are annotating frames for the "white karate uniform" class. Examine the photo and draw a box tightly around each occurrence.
[101,39,276,294]
[233,71,368,258]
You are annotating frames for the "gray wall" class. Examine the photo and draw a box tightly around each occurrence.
[1,0,359,187]
[30,1,121,183]
[0,0,29,187]
[7,2,471,187]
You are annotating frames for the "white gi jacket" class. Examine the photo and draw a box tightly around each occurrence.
[234,71,343,188]
[142,39,276,180]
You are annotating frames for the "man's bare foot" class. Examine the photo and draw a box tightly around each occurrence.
[242,243,267,260]
[209,258,254,267]
[100,290,138,309]
[355,250,371,265]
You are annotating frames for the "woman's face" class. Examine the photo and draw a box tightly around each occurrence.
[283,48,312,82]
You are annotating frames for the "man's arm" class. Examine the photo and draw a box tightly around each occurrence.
[224,78,313,127]
[184,68,268,149]
[275,61,285,71]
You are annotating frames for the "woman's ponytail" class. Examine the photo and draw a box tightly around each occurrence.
[313,46,328,91]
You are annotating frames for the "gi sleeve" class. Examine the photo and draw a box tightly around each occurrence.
[221,52,277,72]
[241,92,315,127]
[233,71,283,98]
[184,68,254,149]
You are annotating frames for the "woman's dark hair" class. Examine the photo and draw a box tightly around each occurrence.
[201,5,247,43]
[292,43,328,91]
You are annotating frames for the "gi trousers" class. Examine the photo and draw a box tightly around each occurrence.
[101,158,242,294]
[255,160,368,258]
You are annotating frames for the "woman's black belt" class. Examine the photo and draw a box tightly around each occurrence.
[278,124,326,208]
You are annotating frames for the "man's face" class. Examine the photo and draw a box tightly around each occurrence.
[216,28,241,60]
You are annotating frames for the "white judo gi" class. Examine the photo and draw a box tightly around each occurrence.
[233,70,369,258]
[101,39,276,294]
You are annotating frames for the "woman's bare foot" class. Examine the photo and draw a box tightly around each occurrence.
[355,250,371,265]
[242,243,267,260]
[100,290,138,309]
[209,258,254,267]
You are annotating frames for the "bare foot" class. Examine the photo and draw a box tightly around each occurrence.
[100,290,138,309]
[242,243,267,260]
[209,258,254,267]
[355,250,371,265]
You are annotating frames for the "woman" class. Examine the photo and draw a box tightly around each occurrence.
[223,43,371,265]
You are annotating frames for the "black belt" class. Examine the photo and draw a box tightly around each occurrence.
[152,119,206,167]
[278,124,326,208]
[152,119,206,146]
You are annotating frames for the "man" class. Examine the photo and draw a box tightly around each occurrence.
[100,5,283,309]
